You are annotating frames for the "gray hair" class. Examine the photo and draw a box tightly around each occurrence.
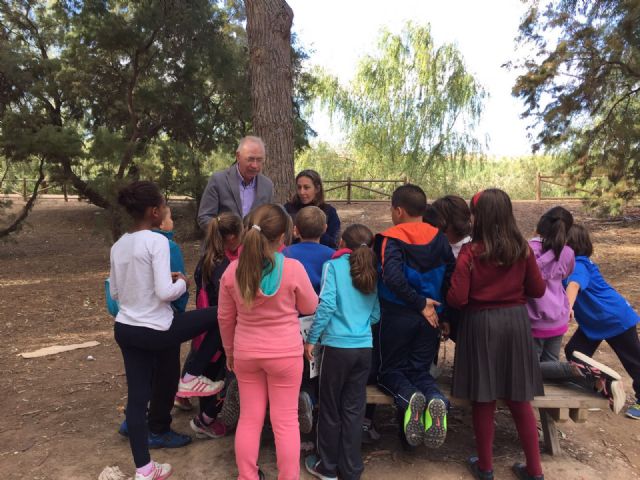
[236,135,265,154]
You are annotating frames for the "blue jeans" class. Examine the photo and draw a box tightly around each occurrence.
[377,303,447,410]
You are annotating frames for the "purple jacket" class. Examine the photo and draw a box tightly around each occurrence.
[526,238,575,338]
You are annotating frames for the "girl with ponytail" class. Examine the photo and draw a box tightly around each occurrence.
[303,224,380,480]
[217,204,318,480]
[526,206,576,362]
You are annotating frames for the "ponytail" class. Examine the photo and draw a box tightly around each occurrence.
[202,212,242,284]
[236,204,288,306]
[536,206,574,260]
[341,224,377,294]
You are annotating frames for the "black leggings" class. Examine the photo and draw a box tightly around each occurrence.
[565,325,640,402]
[114,307,221,467]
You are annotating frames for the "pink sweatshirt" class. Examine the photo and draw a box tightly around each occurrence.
[218,257,319,360]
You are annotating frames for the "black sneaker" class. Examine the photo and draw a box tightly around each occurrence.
[512,462,544,480]
[467,456,494,480]
[298,391,314,434]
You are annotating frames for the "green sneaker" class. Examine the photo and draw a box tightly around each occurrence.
[403,392,426,447]
[423,398,447,448]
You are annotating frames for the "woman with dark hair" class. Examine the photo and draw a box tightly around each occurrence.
[284,169,341,249]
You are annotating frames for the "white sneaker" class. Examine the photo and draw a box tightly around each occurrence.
[177,375,224,398]
[134,461,172,480]
[610,380,626,415]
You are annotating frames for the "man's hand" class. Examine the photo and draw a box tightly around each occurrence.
[421,298,441,328]
[304,343,316,362]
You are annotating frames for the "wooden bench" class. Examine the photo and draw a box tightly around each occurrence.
[366,383,609,455]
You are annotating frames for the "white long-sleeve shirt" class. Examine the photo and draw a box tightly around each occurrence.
[109,230,186,331]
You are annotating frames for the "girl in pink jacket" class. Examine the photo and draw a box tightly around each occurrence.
[218,204,318,480]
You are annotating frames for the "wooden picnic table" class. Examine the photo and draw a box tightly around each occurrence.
[365,382,609,456]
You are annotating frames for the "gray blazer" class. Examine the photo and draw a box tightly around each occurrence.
[197,164,274,230]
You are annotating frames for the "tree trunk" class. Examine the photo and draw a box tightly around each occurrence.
[244,0,295,203]
[0,157,45,239]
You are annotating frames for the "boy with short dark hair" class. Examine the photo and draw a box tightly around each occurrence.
[284,206,335,294]
[374,184,455,449]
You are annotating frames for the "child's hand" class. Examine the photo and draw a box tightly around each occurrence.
[422,299,441,328]
[440,321,450,340]
[304,343,315,362]
[173,272,190,289]
[226,354,234,372]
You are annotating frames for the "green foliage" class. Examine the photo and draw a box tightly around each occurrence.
[512,0,640,209]
[313,22,486,184]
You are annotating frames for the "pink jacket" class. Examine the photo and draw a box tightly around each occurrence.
[218,258,318,360]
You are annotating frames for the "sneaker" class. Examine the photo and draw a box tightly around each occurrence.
[304,454,337,480]
[298,391,314,434]
[176,375,224,398]
[403,392,426,447]
[361,418,381,444]
[512,462,544,480]
[148,430,192,449]
[467,456,494,480]
[219,377,240,427]
[626,403,640,420]
[571,351,622,382]
[134,461,172,480]
[118,419,128,437]
[606,380,626,414]
[423,398,447,448]
[173,396,193,411]
[190,414,227,439]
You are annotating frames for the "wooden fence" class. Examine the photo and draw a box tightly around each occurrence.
[535,172,600,201]
[324,177,408,204]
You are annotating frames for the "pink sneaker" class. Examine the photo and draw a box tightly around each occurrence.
[134,461,172,480]
[173,396,193,411]
[176,376,224,398]
[190,415,227,439]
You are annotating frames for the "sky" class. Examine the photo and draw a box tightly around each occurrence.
[287,0,535,157]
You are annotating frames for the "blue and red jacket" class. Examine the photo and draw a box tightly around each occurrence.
[374,222,455,313]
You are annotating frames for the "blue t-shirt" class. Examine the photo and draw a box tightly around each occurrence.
[283,242,335,293]
[565,256,639,340]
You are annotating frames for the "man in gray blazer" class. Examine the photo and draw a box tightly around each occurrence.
[197,136,274,230]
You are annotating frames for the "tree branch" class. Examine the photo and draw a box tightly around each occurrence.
[0,157,45,239]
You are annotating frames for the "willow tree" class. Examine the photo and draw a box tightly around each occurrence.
[512,0,640,211]
[315,23,485,185]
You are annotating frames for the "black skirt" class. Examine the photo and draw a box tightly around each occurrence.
[452,305,544,402]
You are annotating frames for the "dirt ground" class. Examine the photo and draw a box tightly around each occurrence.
[1,199,639,480]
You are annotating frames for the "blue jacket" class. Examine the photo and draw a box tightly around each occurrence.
[307,253,380,348]
[283,242,335,293]
[374,222,454,313]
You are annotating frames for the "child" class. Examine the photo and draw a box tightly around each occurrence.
[432,195,472,258]
[526,206,575,361]
[217,204,318,480]
[303,224,380,480]
[283,205,335,294]
[447,188,546,480]
[283,205,335,434]
[375,184,455,449]
[565,224,640,419]
[189,212,243,439]
[110,181,226,480]
[117,206,192,448]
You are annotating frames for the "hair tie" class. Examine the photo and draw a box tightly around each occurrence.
[252,224,262,232]
[360,243,368,247]
[216,216,221,223]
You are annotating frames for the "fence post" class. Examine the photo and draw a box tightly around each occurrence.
[63,182,68,202]
[22,178,27,201]
[347,177,352,205]
[536,171,542,202]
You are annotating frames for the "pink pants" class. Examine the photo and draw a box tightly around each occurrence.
[234,356,302,480]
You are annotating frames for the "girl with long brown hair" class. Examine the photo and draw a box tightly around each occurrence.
[303,224,380,480]
[217,204,318,480]
[447,189,547,480]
